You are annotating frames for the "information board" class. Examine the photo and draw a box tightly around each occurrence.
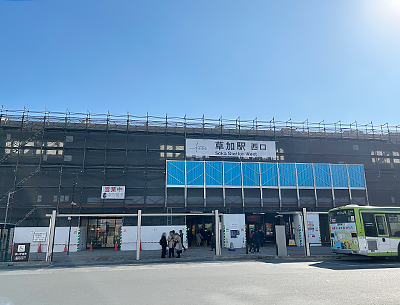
[32,232,47,242]
[12,243,30,262]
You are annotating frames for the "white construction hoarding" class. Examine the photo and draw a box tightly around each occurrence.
[121,226,187,251]
[221,214,246,248]
[13,227,87,253]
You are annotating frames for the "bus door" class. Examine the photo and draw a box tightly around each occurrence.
[374,214,390,254]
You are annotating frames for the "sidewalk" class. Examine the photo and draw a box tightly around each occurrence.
[1,244,336,267]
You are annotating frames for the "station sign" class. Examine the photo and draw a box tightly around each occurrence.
[186,139,276,158]
[101,186,125,199]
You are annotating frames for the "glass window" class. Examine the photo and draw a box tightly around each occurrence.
[388,214,400,237]
[329,209,355,224]
[375,215,388,236]
[362,213,377,237]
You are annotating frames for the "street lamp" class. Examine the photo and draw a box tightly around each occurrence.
[67,181,76,255]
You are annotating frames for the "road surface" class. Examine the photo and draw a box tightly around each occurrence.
[0,258,399,304]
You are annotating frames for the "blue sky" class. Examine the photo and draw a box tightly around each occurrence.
[1,0,400,125]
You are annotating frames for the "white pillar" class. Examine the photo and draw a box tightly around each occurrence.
[136,210,142,261]
[214,210,221,256]
[302,208,310,256]
[46,210,57,262]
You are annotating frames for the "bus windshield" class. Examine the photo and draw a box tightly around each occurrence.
[329,209,355,224]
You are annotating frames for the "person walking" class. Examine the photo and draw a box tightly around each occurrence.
[253,229,263,253]
[179,229,187,252]
[248,230,254,253]
[159,232,167,258]
[167,231,175,258]
[210,232,216,252]
[253,230,260,253]
[196,231,202,247]
[174,232,183,258]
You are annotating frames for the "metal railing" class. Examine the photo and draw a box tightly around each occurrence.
[1,107,399,140]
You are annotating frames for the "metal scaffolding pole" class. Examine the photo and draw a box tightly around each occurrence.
[136,209,142,261]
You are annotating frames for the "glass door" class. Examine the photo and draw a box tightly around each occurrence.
[375,214,390,254]
[87,219,122,249]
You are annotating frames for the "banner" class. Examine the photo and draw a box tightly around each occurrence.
[101,186,125,199]
[186,139,276,158]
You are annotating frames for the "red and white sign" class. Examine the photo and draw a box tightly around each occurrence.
[101,186,125,199]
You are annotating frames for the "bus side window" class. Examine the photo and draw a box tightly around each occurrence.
[388,214,400,237]
[375,215,388,236]
[362,213,377,237]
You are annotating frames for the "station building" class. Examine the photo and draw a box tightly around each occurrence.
[0,109,399,251]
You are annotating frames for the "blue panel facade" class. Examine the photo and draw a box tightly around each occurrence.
[296,164,314,187]
[279,164,296,187]
[260,163,278,187]
[167,161,185,185]
[186,161,204,186]
[348,165,365,188]
[331,164,348,188]
[242,163,260,186]
[314,164,331,187]
[224,162,242,186]
[166,161,366,190]
[205,162,223,186]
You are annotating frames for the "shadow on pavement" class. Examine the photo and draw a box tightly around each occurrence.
[309,257,400,270]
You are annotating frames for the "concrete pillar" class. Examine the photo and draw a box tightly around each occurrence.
[46,210,57,262]
[214,210,221,256]
[302,208,310,256]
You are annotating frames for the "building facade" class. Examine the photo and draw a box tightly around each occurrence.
[0,109,400,230]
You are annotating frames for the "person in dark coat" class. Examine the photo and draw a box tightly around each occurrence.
[179,229,186,252]
[159,232,167,258]
[253,230,262,253]
[210,232,216,252]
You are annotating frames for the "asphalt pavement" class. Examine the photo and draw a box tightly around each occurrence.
[1,257,400,305]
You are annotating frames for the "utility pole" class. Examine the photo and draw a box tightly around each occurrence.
[67,181,76,255]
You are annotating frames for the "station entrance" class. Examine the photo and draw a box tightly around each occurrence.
[186,215,214,247]
[86,218,122,249]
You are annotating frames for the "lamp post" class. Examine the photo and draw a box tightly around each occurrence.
[67,181,76,255]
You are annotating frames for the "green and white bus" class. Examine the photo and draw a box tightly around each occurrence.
[329,205,400,257]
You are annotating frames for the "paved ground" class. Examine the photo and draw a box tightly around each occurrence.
[1,257,400,305]
[25,244,334,266]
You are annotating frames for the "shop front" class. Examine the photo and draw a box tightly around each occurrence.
[87,218,122,248]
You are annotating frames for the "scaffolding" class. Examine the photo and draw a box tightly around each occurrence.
[0,107,399,226]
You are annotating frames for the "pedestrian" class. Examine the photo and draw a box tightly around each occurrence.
[258,229,264,248]
[252,230,259,253]
[174,232,182,258]
[253,229,263,253]
[167,231,175,258]
[201,229,208,246]
[179,229,187,252]
[210,232,216,252]
[196,231,202,246]
[159,232,167,258]
[248,230,254,253]
[207,230,212,247]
